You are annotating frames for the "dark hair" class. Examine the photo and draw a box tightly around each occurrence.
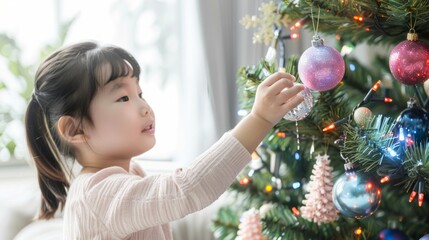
[25,41,140,219]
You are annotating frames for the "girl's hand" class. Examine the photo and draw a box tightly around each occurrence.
[231,71,305,153]
[250,72,305,126]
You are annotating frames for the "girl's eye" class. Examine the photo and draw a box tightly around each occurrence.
[138,92,143,99]
[117,96,129,102]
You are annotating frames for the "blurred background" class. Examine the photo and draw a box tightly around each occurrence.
[0,0,384,239]
[0,0,290,239]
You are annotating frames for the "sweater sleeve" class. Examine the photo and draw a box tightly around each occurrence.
[83,132,251,237]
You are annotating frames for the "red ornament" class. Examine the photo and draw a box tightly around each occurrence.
[389,33,429,85]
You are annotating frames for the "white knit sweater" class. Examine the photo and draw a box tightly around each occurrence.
[63,133,251,239]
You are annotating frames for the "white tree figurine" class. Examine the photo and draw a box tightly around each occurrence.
[300,154,338,224]
[236,208,267,240]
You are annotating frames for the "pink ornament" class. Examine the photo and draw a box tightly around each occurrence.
[298,36,345,91]
[389,33,429,85]
[236,208,267,240]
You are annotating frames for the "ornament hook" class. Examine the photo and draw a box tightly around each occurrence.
[310,6,321,37]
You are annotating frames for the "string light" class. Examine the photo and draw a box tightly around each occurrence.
[366,182,373,190]
[323,123,336,132]
[409,191,417,203]
[361,80,381,104]
[290,16,309,30]
[282,34,300,40]
[418,181,425,207]
[322,118,347,132]
[387,147,398,157]
[240,177,250,185]
[353,16,364,22]
[372,97,393,103]
[292,181,301,189]
[409,180,425,207]
[418,192,424,207]
[354,227,363,236]
[380,176,390,183]
[290,21,301,30]
[291,207,300,216]
[277,132,286,138]
[294,151,300,160]
[372,80,381,91]
[323,80,391,132]
[406,137,414,147]
[341,43,355,55]
[290,33,299,39]
[265,184,273,193]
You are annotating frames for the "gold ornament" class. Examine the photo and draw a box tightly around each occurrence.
[353,107,372,127]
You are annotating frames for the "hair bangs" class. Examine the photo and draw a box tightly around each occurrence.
[91,46,141,88]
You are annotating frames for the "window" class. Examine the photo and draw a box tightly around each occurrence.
[0,0,180,164]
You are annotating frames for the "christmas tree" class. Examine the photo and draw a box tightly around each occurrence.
[212,1,429,239]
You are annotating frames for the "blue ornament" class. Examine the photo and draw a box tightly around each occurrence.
[420,234,429,240]
[378,229,409,240]
[332,165,381,219]
[392,99,429,146]
[386,99,429,167]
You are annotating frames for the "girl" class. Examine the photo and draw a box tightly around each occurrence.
[25,41,304,239]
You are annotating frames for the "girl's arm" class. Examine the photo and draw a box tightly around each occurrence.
[70,132,250,238]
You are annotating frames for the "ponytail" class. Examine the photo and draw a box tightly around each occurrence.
[25,96,70,220]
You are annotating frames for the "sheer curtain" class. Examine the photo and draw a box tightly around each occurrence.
[175,0,268,165]
[172,0,266,239]
[175,0,216,165]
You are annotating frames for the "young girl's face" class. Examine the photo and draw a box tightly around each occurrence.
[82,73,155,160]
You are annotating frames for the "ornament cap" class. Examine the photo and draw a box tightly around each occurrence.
[344,162,355,172]
[407,32,418,41]
[407,98,416,108]
[311,35,324,47]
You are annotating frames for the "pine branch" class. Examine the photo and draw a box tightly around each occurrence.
[212,206,240,240]
[281,0,429,44]
[262,206,361,240]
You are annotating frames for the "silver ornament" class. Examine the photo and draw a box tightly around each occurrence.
[332,171,381,219]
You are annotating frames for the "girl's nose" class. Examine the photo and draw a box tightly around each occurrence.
[140,106,150,116]
[140,101,151,116]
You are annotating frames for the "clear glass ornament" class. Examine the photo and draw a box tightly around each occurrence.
[283,87,314,121]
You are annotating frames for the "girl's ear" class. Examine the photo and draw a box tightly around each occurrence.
[57,116,86,144]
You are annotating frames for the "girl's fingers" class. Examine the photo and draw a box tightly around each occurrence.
[278,84,305,102]
[270,78,295,94]
[281,93,305,111]
[262,72,296,87]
